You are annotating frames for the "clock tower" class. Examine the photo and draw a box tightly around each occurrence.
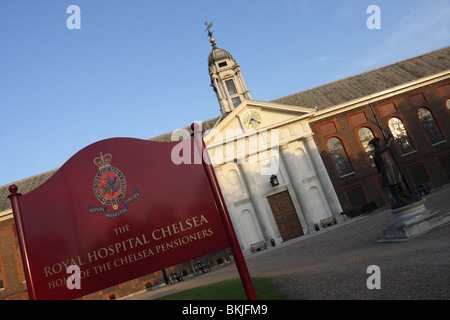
[207,36,252,114]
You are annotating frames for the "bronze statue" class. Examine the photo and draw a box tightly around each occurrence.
[369,135,416,208]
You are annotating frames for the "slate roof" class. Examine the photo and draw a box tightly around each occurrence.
[0,169,58,212]
[271,46,450,110]
[1,46,449,213]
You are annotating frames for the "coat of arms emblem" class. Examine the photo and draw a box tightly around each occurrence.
[92,152,126,210]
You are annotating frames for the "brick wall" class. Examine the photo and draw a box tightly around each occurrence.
[311,78,450,213]
[0,217,28,300]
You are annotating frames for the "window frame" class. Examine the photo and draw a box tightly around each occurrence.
[444,97,450,113]
[231,96,241,108]
[356,126,376,167]
[416,106,446,146]
[225,79,238,95]
[325,135,355,178]
[387,116,416,155]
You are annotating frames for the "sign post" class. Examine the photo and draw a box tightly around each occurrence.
[191,122,258,300]
[8,185,37,300]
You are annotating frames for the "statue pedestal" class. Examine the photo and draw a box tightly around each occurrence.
[378,199,450,242]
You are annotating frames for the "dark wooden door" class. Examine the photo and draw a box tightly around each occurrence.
[267,191,303,241]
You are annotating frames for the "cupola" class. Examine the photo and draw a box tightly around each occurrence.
[206,29,252,114]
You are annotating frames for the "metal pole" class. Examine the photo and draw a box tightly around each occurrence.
[368,103,412,194]
[368,103,388,141]
[191,123,258,300]
[8,185,37,300]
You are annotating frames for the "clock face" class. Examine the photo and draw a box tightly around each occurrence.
[242,110,262,129]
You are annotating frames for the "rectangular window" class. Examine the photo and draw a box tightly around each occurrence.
[218,61,227,68]
[225,80,237,95]
[231,97,241,108]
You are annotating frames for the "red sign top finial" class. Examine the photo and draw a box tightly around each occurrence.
[9,184,18,195]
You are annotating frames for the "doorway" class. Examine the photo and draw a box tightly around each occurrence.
[267,190,304,241]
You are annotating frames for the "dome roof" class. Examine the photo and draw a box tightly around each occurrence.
[208,43,234,67]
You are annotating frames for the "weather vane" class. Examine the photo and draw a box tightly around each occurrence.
[205,21,215,44]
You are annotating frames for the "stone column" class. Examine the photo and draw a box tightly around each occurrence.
[239,162,278,241]
[304,135,343,215]
[279,144,317,231]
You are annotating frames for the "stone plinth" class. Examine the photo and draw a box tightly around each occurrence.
[379,199,450,242]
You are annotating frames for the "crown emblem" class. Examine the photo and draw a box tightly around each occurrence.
[93,152,112,170]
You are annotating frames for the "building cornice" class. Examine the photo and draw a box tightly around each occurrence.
[309,69,450,122]
[0,209,13,222]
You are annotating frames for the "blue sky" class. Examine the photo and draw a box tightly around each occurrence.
[1,0,449,187]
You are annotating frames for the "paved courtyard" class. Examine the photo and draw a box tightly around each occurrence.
[125,185,450,300]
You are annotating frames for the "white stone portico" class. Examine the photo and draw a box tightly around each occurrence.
[203,99,343,253]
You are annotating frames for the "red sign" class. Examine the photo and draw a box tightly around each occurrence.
[10,137,231,300]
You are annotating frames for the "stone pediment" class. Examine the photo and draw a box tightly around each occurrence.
[203,100,316,167]
[204,100,316,145]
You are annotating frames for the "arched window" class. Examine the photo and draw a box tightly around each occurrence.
[388,117,415,154]
[358,127,375,166]
[327,137,354,177]
[417,107,444,144]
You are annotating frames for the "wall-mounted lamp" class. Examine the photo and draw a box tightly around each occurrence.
[269,174,279,187]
